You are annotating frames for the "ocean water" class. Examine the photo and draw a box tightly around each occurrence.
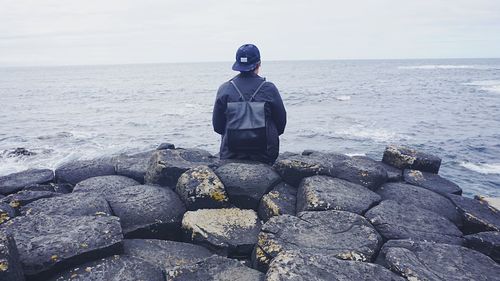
[1,59,499,197]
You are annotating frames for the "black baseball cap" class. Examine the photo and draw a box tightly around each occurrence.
[232,44,261,72]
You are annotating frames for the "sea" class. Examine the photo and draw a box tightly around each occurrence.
[1,59,499,197]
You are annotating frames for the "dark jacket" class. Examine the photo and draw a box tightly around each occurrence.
[212,72,287,164]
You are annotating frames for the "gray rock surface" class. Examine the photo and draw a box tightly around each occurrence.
[167,255,265,281]
[0,202,15,225]
[55,159,115,185]
[336,156,388,190]
[404,169,462,195]
[253,210,382,271]
[0,169,54,195]
[376,161,403,182]
[376,182,462,226]
[464,231,500,263]
[215,163,281,209]
[106,185,186,239]
[20,192,112,217]
[448,194,500,233]
[48,255,164,281]
[378,239,500,281]
[0,232,25,281]
[258,182,296,222]
[123,239,212,271]
[365,200,463,245]
[297,175,381,214]
[112,150,154,183]
[382,145,441,173]
[157,142,176,150]
[73,175,140,196]
[176,165,229,210]
[23,182,72,193]
[2,190,61,212]
[182,208,261,257]
[0,214,123,279]
[266,250,405,281]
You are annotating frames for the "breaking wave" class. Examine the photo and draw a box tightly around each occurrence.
[461,162,500,174]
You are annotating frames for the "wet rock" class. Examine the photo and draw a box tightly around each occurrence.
[253,210,382,271]
[365,200,463,245]
[464,231,500,263]
[258,182,296,222]
[167,255,264,281]
[55,159,115,185]
[112,150,154,183]
[72,175,139,196]
[2,190,61,212]
[336,156,388,190]
[123,239,212,271]
[377,161,403,182]
[404,169,462,195]
[6,147,36,157]
[47,255,164,281]
[106,185,186,239]
[0,233,25,281]
[215,163,281,209]
[157,142,176,150]
[297,175,380,214]
[266,250,405,281]
[475,195,500,210]
[378,239,500,281]
[20,192,112,217]
[448,194,500,234]
[145,148,216,187]
[376,182,462,226]
[382,145,442,173]
[0,202,15,224]
[23,182,73,193]
[176,165,229,210]
[0,169,54,195]
[0,214,123,279]
[182,208,261,257]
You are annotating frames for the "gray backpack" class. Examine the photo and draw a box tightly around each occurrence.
[226,79,267,152]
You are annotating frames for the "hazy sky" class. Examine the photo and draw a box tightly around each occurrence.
[1,0,499,66]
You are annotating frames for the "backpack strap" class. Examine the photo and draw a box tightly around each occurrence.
[230,80,246,101]
[250,80,267,101]
[230,78,266,102]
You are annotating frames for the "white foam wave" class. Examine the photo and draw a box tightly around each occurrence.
[463,80,500,93]
[335,95,351,101]
[334,126,409,142]
[461,162,500,174]
[345,152,366,157]
[399,65,495,70]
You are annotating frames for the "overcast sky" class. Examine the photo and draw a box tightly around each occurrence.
[1,0,499,66]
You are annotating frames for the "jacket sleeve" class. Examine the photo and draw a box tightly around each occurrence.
[268,83,287,135]
[212,84,227,135]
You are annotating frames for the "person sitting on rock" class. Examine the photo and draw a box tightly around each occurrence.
[212,44,286,164]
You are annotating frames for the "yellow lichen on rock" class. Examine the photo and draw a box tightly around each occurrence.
[262,195,281,216]
[338,251,366,262]
[9,201,20,208]
[0,212,10,224]
[0,260,9,271]
[409,170,424,180]
[182,208,257,238]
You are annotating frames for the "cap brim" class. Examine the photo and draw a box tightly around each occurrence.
[232,61,257,72]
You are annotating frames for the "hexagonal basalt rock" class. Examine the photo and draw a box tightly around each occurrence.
[2,190,61,212]
[55,159,115,185]
[145,148,216,187]
[0,169,54,195]
[167,255,265,281]
[215,163,281,209]
[253,210,382,271]
[112,150,155,183]
[365,200,463,245]
[378,239,500,281]
[266,251,405,281]
[376,161,403,182]
[404,169,462,195]
[176,165,229,210]
[47,255,164,281]
[382,145,442,173]
[106,185,186,239]
[182,208,262,257]
[297,175,381,214]
[448,194,500,234]
[0,233,24,281]
[258,182,296,222]
[376,182,462,226]
[123,239,212,271]
[20,192,112,217]
[0,214,123,279]
[336,156,388,190]
[23,182,72,194]
[464,231,500,263]
[72,175,140,196]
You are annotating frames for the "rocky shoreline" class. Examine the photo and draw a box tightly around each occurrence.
[0,144,499,280]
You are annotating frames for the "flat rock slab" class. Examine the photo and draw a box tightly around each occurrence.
[73,175,140,196]
[2,190,61,212]
[123,239,212,271]
[382,145,441,173]
[448,194,500,234]
[215,163,281,209]
[266,251,405,281]
[23,183,72,194]
[0,233,25,281]
[377,182,462,226]
[112,150,154,183]
[376,161,403,182]
[182,208,262,257]
[404,169,462,195]
[365,200,463,245]
[378,239,500,281]
[48,255,164,281]
[0,214,123,279]
[0,202,16,225]
[145,148,216,187]
[176,165,229,210]
[297,175,380,214]
[0,169,54,195]
[167,255,264,281]
[106,185,186,239]
[258,182,296,222]
[20,192,112,217]
[55,159,115,185]
[465,231,500,263]
[253,210,382,271]
[336,156,388,190]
